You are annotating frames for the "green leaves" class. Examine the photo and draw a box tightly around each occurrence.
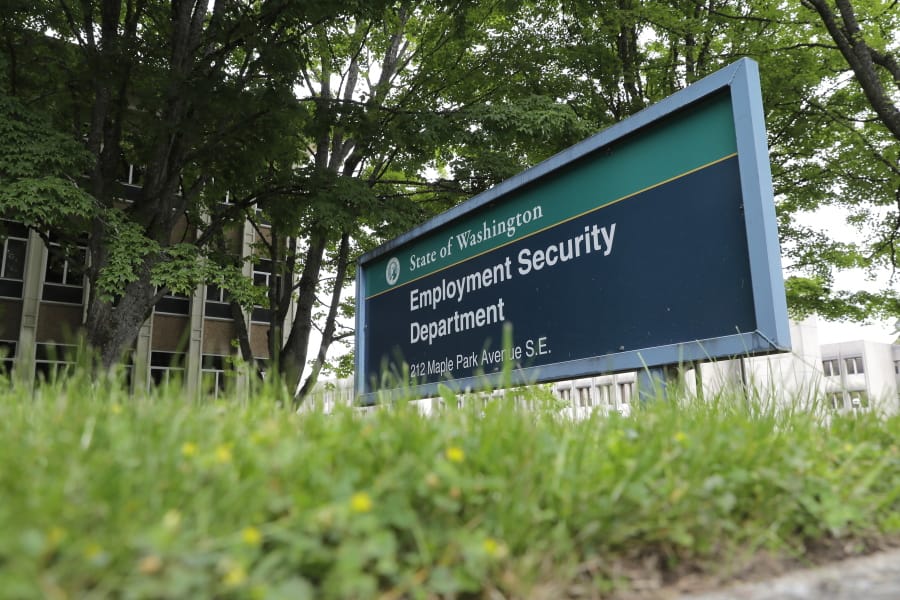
[784,276,900,321]
[148,243,265,310]
[0,94,95,229]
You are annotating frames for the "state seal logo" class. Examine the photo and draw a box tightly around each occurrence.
[386,257,400,286]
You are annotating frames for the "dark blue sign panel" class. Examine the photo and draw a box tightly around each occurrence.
[356,59,790,400]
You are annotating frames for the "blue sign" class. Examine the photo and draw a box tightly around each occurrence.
[356,59,790,401]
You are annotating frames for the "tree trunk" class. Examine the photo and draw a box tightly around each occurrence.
[296,229,350,403]
[804,0,900,142]
[279,232,329,391]
[229,299,255,365]
[84,262,158,368]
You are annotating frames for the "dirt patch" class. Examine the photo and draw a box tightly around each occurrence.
[552,534,900,599]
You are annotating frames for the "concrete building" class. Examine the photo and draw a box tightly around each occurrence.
[306,318,898,417]
[553,318,900,417]
[0,187,285,395]
[820,339,900,414]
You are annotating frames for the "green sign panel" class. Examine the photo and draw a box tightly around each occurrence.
[364,94,737,297]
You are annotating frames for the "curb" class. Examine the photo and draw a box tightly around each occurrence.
[680,548,900,600]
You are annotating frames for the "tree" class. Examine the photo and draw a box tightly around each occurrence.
[239,0,590,398]
[0,0,368,368]
[274,0,897,396]
[4,0,895,390]
[545,0,898,322]
[802,0,899,141]
[750,0,899,320]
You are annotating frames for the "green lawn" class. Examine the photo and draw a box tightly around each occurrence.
[1,372,898,598]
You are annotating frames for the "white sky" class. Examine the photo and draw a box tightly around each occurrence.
[815,317,896,344]
[795,205,898,345]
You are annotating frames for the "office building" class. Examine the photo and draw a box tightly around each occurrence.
[0,182,285,395]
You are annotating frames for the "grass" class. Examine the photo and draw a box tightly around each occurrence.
[0,371,898,598]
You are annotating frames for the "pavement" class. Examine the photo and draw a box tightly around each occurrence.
[679,548,900,600]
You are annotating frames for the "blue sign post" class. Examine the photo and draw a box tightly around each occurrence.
[355,59,790,402]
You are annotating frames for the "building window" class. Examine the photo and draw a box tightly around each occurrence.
[154,290,191,316]
[0,222,27,299]
[0,340,15,373]
[204,283,232,320]
[848,390,869,409]
[844,356,864,375]
[598,384,613,407]
[822,359,840,377]
[201,354,231,398]
[619,382,633,404]
[557,386,571,403]
[895,360,900,375]
[252,259,272,288]
[149,351,185,387]
[43,241,86,304]
[1,237,26,278]
[828,392,843,410]
[253,204,271,227]
[35,342,77,381]
[576,386,592,408]
[251,259,278,324]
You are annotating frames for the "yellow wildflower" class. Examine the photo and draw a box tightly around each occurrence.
[350,492,373,514]
[241,526,262,547]
[483,537,499,555]
[483,537,508,559]
[181,442,198,457]
[214,444,232,464]
[84,542,103,560]
[223,564,247,587]
[673,431,688,444]
[445,446,465,463]
[110,403,122,415]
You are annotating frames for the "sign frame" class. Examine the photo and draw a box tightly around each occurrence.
[355,58,790,402]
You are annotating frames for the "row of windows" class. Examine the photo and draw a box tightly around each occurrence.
[0,233,274,324]
[33,342,79,382]
[0,226,88,303]
[822,356,865,377]
[828,390,869,410]
[9,347,254,394]
[153,352,266,397]
[556,382,634,408]
[3,218,276,320]
[113,159,278,218]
